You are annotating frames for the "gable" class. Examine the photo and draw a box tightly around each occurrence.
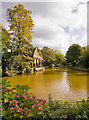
[33,48,43,60]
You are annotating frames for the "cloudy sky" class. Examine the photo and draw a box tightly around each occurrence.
[1,0,89,55]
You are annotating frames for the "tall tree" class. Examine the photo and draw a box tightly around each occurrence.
[66,44,83,66]
[7,4,34,55]
[1,26,11,76]
[80,46,89,68]
[6,4,34,75]
[54,50,66,64]
[41,47,56,66]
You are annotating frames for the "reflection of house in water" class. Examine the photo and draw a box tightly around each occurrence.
[31,48,44,68]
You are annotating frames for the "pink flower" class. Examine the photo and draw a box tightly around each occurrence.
[22,94,26,98]
[38,107,42,110]
[10,107,14,110]
[17,95,20,98]
[9,101,12,106]
[32,105,35,109]
[35,100,39,104]
[38,103,42,106]
[17,108,22,112]
[24,112,27,115]
[25,108,28,111]
[15,103,18,107]
[29,96,33,99]
[25,98,28,100]
[21,112,23,114]
[10,107,14,113]
[16,101,18,103]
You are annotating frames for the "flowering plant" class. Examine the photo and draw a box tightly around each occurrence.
[2,79,47,119]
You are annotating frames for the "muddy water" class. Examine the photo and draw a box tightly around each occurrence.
[3,67,88,100]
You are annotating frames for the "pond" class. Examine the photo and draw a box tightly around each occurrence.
[3,66,89,100]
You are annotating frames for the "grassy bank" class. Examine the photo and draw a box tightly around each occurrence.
[68,66,89,72]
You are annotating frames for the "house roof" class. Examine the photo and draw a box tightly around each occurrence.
[33,48,43,60]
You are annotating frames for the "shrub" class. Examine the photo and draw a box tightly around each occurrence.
[44,95,89,120]
[2,79,47,119]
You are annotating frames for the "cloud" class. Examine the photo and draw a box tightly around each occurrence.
[1,1,88,55]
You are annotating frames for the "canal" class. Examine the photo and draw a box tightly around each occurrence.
[3,66,89,100]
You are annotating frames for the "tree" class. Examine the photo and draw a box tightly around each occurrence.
[41,47,56,66]
[54,50,66,64]
[1,26,11,76]
[37,47,43,58]
[66,44,83,66]
[80,46,89,68]
[6,4,34,75]
[7,4,34,55]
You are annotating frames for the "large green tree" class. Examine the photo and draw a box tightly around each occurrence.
[7,4,34,55]
[80,46,89,68]
[6,4,34,75]
[41,47,56,66]
[1,26,11,76]
[66,44,83,66]
[54,50,66,64]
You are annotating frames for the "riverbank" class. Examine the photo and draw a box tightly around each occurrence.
[68,66,89,72]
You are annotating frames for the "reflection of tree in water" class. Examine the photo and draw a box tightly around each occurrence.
[66,68,87,99]
[87,75,89,98]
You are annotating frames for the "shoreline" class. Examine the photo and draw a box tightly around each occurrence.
[67,66,89,72]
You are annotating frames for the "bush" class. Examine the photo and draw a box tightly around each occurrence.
[2,79,47,119]
[44,95,89,120]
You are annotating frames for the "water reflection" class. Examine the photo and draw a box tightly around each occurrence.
[3,67,87,100]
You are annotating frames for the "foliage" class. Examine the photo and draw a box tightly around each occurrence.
[2,79,89,120]
[37,47,43,58]
[2,79,47,120]
[44,95,89,120]
[7,4,34,55]
[1,26,12,76]
[41,47,56,66]
[54,50,66,64]
[80,47,89,68]
[66,44,83,66]
[1,4,34,76]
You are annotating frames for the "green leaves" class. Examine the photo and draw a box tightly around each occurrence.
[7,4,34,55]
[66,44,83,66]
[2,79,12,88]
[13,84,31,94]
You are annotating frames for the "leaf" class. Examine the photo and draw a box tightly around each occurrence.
[4,98,9,103]
[20,115,24,118]
[27,110,34,117]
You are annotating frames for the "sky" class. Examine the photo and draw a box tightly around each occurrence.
[1,0,89,55]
